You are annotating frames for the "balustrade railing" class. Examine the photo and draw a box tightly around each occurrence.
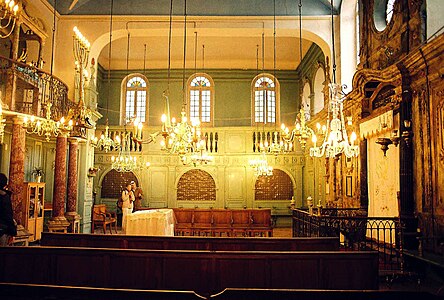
[0,55,75,120]
[292,208,410,276]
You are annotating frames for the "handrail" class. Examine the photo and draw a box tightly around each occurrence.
[0,55,76,120]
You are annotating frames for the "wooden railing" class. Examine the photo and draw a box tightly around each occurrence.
[292,208,411,276]
[0,55,75,121]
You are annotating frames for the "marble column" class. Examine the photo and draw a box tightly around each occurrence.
[65,138,81,232]
[8,117,26,225]
[47,134,70,231]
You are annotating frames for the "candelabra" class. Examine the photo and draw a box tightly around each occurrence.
[23,103,73,141]
[0,0,20,39]
[68,26,94,139]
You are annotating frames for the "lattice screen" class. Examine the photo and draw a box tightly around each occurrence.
[101,170,138,198]
[177,169,216,201]
[255,169,293,200]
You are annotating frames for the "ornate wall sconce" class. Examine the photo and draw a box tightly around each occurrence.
[375,129,400,156]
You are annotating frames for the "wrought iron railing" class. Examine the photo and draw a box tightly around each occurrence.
[292,208,409,275]
[0,55,75,120]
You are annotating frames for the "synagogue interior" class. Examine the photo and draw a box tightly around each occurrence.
[0,0,443,299]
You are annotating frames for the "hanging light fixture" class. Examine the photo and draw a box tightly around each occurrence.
[251,44,273,176]
[280,0,315,150]
[91,0,120,152]
[0,0,20,39]
[111,132,150,172]
[309,0,359,158]
[158,0,209,164]
[22,0,72,141]
[110,28,150,172]
[266,0,285,156]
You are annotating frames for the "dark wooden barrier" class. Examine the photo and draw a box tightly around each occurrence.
[1,283,205,300]
[173,208,272,237]
[2,284,441,300]
[0,247,379,294]
[210,288,441,300]
[41,232,339,251]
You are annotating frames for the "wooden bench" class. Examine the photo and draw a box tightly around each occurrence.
[92,204,117,234]
[173,209,272,237]
[41,232,340,251]
[0,247,379,294]
[2,284,440,300]
[0,283,205,300]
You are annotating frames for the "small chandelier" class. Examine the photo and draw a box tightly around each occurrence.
[249,152,273,177]
[281,108,316,150]
[23,103,73,141]
[91,124,120,152]
[0,0,20,39]
[91,0,119,152]
[111,132,150,172]
[309,0,358,158]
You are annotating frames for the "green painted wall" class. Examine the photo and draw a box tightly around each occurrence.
[97,67,301,127]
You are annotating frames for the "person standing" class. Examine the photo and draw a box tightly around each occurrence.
[0,173,17,246]
[131,180,143,212]
[121,183,135,233]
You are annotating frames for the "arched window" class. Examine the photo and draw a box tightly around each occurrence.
[302,82,311,120]
[123,74,148,124]
[313,68,325,115]
[188,73,214,125]
[252,74,280,125]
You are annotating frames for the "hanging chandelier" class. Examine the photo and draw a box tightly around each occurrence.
[280,0,316,151]
[23,103,73,141]
[91,0,119,152]
[265,0,285,156]
[111,132,150,172]
[0,0,20,39]
[249,152,273,177]
[158,0,211,164]
[309,0,359,158]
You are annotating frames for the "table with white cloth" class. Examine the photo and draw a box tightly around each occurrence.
[124,209,175,236]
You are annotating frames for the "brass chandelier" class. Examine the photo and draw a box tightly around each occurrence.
[157,0,210,165]
[91,0,120,152]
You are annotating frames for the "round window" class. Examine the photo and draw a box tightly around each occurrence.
[373,0,396,32]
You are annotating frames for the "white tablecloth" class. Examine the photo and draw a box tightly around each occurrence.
[125,209,175,236]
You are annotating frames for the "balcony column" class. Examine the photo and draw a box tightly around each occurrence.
[65,138,81,232]
[47,133,70,232]
[8,117,26,225]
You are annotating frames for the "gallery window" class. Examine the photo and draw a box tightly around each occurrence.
[252,74,280,125]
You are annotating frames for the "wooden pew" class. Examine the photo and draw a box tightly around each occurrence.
[210,288,441,300]
[0,283,205,300]
[41,232,340,251]
[173,208,273,237]
[0,247,379,294]
[1,284,441,300]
